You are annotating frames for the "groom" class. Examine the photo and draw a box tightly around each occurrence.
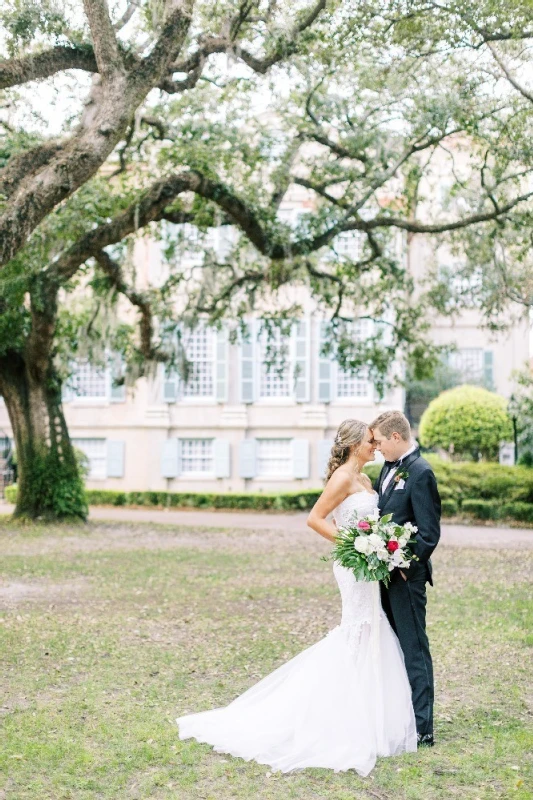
[370,410,441,748]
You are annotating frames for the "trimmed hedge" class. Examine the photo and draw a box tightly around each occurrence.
[441,499,458,516]
[462,499,533,523]
[4,458,532,522]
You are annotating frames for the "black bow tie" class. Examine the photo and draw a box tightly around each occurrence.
[384,460,400,469]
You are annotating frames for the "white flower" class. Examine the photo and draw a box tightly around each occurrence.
[403,522,418,534]
[354,536,372,555]
[368,508,380,521]
[367,533,383,552]
[389,548,410,568]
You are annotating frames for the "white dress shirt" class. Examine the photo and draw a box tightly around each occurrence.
[381,441,418,493]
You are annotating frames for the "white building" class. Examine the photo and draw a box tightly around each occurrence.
[0,187,529,492]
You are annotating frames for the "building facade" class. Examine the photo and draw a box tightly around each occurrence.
[0,190,530,492]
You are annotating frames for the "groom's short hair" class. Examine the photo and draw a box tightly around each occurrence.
[370,410,411,441]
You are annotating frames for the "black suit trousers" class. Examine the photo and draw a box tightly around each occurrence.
[380,571,434,738]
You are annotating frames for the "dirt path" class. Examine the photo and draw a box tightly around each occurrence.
[1,501,532,549]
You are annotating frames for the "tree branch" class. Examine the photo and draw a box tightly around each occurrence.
[94,250,161,360]
[0,141,63,199]
[135,0,195,89]
[83,0,124,81]
[233,0,327,73]
[487,42,533,104]
[0,44,98,90]
[49,173,201,281]
[113,0,139,31]
[47,169,533,290]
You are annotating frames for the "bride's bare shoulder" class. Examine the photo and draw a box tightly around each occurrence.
[327,464,353,490]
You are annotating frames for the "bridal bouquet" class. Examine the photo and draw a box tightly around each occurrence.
[325,510,419,586]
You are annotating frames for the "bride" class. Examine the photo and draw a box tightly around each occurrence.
[176,419,417,775]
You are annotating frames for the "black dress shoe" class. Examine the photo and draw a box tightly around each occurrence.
[417,733,434,747]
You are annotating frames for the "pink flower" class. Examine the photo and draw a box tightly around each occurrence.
[357,520,371,531]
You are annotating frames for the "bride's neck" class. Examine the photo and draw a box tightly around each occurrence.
[346,455,363,475]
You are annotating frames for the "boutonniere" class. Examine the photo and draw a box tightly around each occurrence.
[394,469,409,483]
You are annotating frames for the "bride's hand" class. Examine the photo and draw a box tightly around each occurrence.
[399,570,407,581]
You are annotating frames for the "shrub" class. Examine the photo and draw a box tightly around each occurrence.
[85,490,127,506]
[500,502,533,523]
[441,499,458,516]
[4,484,17,503]
[419,385,513,460]
[461,499,498,519]
[4,461,533,523]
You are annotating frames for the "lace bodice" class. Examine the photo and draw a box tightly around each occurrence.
[330,491,385,632]
[333,490,379,529]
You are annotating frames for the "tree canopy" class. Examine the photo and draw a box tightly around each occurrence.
[1,0,533,518]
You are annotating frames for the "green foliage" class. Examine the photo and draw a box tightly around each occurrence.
[4,483,16,502]
[13,446,87,521]
[6,457,532,522]
[441,499,459,516]
[0,0,69,54]
[73,446,90,481]
[405,360,462,425]
[509,369,533,466]
[462,499,533,524]
[419,385,513,460]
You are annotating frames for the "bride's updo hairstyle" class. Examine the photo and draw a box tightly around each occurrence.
[325,419,368,483]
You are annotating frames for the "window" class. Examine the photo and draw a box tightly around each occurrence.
[72,438,106,479]
[449,348,483,380]
[180,438,214,474]
[336,367,371,398]
[181,327,215,398]
[71,361,107,399]
[333,319,373,401]
[256,439,292,477]
[334,231,363,260]
[259,328,292,399]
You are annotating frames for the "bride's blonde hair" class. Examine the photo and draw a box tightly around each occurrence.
[325,419,368,483]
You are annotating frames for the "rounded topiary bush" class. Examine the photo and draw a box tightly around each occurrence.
[419,384,513,461]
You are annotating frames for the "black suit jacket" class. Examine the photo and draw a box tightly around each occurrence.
[373,448,441,585]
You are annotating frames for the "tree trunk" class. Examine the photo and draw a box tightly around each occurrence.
[0,352,87,521]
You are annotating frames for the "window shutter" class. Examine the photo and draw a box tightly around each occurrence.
[109,355,126,402]
[163,367,178,403]
[214,438,231,478]
[216,328,229,402]
[240,321,256,404]
[239,438,257,478]
[161,438,180,478]
[318,321,332,403]
[294,321,310,402]
[106,440,125,478]
[483,350,494,389]
[292,438,310,479]
[318,438,334,480]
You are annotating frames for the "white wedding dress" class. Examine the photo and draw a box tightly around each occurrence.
[176,490,417,775]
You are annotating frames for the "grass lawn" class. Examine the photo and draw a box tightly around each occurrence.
[0,517,531,800]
